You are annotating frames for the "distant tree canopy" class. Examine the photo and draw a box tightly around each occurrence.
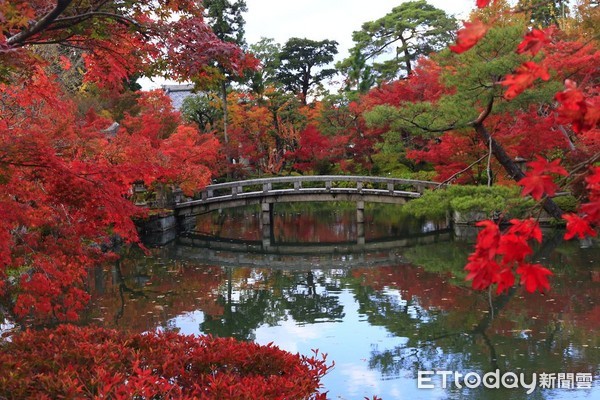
[203,0,248,44]
[341,0,456,84]
[201,0,254,147]
[276,37,339,104]
[247,37,282,97]
[517,0,569,27]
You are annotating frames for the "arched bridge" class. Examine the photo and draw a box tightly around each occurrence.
[174,175,441,249]
[174,175,440,217]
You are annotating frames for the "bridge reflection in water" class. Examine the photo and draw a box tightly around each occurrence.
[175,229,453,270]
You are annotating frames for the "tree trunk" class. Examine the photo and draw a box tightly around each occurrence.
[301,67,310,105]
[474,122,564,219]
[399,36,412,76]
[221,80,229,144]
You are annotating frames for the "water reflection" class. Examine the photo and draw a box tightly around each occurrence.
[85,205,599,399]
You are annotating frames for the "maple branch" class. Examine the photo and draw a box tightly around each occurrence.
[436,153,488,188]
[557,125,576,151]
[555,152,600,191]
[7,0,74,47]
[472,122,564,219]
[394,115,458,133]
[51,12,144,32]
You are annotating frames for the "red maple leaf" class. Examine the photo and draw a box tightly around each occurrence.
[527,156,568,176]
[507,218,543,242]
[498,234,533,263]
[563,213,597,240]
[516,28,552,56]
[496,268,516,294]
[476,0,493,8]
[581,201,600,225]
[465,257,501,290]
[474,220,501,254]
[516,263,552,293]
[500,62,550,99]
[555,80,587,132]
[518,157,567,200]
[554,80,600,133]
[450,20,488,54]
[519,174,559,200]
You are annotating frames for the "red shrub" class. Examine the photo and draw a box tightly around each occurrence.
[0,325,332,399]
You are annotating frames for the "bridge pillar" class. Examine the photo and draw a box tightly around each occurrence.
[261,202,274,248]
[356,201,365,224]
[356,201,365,245]
[261,202,273,226]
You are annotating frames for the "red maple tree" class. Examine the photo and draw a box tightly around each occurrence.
[450,1,600,294]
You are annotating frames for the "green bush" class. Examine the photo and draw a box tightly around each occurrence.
[402,185,535,220]
[552,194,578,212]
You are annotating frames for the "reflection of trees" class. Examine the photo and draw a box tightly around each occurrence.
[87,246,224,333]
[201,267,285,341]
[352,234,600,400]
[192,203,434,243]
[111,260,149,326]
[283,271,345,325]
[201,269,346,340]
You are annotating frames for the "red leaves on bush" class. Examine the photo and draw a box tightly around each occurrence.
[518,156,568,200]
[476,0,493,8]
[0,325,333,399]
[465,219,550,294]
[450,20,488,54]
[500,62,550,99]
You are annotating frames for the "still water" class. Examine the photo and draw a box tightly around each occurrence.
[86,203,600,399]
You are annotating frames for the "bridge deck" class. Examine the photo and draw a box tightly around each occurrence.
[174,175,440,217]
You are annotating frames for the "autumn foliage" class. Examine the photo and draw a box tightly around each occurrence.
[449,1,600,294]
[0,74,220,324]
[0,325,332,399]
[0,3,339,398]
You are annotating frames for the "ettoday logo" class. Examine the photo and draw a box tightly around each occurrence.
[417,370,594,394]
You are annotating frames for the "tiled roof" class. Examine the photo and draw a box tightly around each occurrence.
[162,84,196,110]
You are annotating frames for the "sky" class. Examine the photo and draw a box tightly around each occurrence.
[244,0,476,59]
[140,0,477,90]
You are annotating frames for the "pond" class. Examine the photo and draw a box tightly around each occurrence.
[85,203,600,400]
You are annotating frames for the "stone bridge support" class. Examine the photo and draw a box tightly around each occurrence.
[356,201,365,246]
[261,202,274,248]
